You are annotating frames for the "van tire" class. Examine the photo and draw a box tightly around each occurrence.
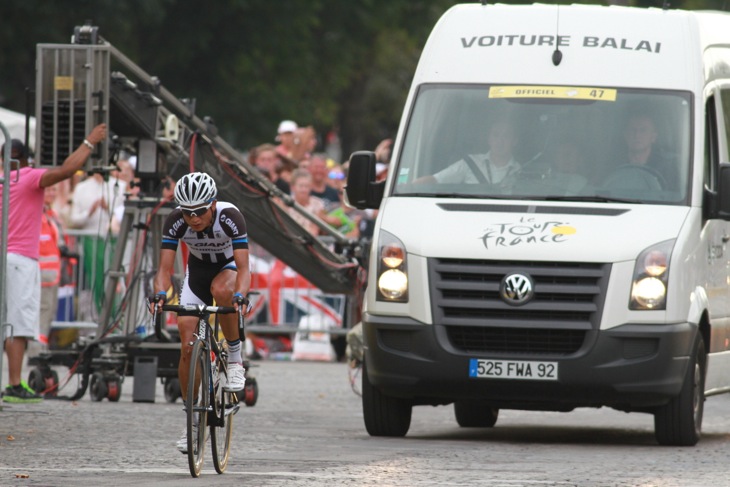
[454,400,499,428]
[362,360,412,437]
[653,334,706,446]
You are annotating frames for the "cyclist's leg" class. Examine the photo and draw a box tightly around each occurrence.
[177,315,198,399]
[211,267,239,342]
[178,260,216,398]
[211,267,246,391]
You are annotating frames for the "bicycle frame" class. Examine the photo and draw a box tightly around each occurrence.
[161,304,240,397]
[157,303,243,477]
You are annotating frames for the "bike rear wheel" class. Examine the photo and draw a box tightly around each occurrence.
[211,358,234,474]
[187,340,210,478]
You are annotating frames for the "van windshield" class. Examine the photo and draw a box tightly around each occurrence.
[393,84,691,204]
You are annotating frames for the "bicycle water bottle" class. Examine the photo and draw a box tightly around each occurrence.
[135,321,149,339]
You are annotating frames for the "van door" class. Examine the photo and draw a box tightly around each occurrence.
[705,89,730,369]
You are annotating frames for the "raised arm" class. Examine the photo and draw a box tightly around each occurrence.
[40,124,107,188]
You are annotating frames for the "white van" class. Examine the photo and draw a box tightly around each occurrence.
[345,3,730,446]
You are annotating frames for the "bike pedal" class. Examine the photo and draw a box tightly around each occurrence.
[224,403,240,416]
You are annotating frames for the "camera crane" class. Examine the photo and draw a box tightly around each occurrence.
[27,24,363,401]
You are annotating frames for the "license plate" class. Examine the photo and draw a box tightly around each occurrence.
[469,358,558,381]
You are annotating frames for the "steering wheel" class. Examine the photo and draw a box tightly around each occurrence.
[602,164,666,191]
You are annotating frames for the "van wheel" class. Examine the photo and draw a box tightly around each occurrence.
[362,360,412,437]
[654,334,706,446]
[454,400,499,427]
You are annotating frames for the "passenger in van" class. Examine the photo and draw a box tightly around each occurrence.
[604,112,677,191]
[545,138,589,194]
[415,119,521,186]
[513,136,589,196]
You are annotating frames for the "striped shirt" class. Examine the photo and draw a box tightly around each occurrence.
[161,201,248,264]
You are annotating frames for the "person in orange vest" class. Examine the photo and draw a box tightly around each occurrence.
[38,185,64,350]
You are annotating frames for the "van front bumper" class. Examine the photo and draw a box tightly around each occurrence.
[362,313,695,411]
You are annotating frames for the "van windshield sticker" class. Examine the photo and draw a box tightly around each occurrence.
[489,86,617,102]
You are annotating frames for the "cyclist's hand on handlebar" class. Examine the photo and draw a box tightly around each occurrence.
[147,291,167,313]
[233,292,251,314]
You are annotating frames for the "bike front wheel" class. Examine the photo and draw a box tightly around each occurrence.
[187,340,210,478]
[211,358,234,473]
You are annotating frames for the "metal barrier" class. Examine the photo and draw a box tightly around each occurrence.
[46,231,351,344]
[244,240,352,360]
[247,241,349,334]
[52,229,118,324]
[0,122,12,408]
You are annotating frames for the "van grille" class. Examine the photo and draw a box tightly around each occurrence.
[429,259,610,356]
[448,327,585,355]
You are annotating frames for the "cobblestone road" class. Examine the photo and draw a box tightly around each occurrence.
[2,359,730,486]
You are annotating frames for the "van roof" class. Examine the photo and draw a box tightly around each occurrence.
[414,3,730,91]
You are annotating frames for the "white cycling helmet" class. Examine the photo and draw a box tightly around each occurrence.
[174,172,217,209]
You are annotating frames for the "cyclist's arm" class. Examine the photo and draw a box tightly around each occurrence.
[233,248,251,298]
[153,248,177,296]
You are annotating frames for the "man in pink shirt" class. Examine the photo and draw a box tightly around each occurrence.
[1,123,106,403]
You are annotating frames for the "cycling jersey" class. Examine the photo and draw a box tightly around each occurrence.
[160,201,248,306]
[161,201,249,264]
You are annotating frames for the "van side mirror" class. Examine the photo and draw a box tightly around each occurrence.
[344,151,384,209]
[712,163,730,220]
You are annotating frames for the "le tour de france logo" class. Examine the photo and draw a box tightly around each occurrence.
[480,216,577,250]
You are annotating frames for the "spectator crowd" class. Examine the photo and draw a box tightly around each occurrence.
[251,119,390,240]
[2,119,390,401]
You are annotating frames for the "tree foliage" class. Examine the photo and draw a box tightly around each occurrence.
[0,0,453,158]
[0,0,718,157]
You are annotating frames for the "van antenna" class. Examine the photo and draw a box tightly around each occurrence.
[552,5,563,66]
[662,0,671,10]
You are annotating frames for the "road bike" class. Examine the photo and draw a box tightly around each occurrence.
[153,303,243,477]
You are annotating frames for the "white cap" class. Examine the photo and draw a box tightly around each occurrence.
[128,155,137,169]
[277,120,298,134]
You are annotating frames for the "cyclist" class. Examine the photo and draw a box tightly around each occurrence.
[148,171,250,453]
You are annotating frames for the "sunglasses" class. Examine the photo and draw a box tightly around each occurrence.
[181,203,212,218]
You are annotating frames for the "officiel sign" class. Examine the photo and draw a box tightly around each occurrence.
[488,85,617,101]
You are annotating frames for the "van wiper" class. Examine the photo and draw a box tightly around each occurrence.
[399,192,512,199]
[538,195,645,204]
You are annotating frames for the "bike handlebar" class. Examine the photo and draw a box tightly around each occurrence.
[162,304,239,315]
[150,303,245,343]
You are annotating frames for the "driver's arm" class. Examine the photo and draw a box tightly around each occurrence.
[413,174,437,184]
[414,161,462,185]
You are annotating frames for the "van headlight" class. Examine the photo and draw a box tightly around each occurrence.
[376,230,408,302]
[630,239,674,310]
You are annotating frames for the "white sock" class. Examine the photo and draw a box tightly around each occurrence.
[227,339,242,364]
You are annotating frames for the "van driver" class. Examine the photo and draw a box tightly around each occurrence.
[416,119,521,186]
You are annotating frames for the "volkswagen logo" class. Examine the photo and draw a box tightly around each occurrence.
[500,273,534,306]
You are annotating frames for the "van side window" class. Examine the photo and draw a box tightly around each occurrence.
[720,89,730,156]
[705,95,719,190]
